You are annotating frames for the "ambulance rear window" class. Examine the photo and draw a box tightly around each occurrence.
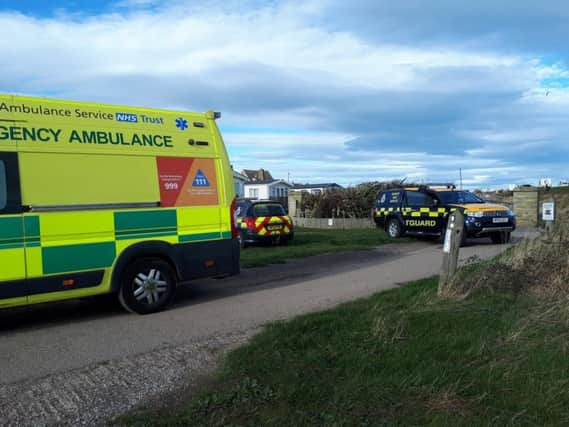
[0,161,6,210]
[252,203,286,217]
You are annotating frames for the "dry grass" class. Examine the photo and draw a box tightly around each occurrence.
[441,223,569,299]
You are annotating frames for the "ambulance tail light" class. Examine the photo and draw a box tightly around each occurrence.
[243,217,257,231]
[230,198,239,239]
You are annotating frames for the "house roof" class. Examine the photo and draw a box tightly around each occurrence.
[291,183,342,190]
[232,170,249,181]
[241,168,274,182]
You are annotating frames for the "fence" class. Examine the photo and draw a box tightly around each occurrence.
[292,217,375,229]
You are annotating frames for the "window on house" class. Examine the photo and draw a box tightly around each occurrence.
[249,188,259,199]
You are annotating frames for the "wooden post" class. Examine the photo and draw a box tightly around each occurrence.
[438,210,465,295]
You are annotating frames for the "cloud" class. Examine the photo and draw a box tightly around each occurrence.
[0,0,568,187]
[321,0,569,54]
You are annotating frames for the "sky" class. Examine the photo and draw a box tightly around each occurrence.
[1,0,568,188]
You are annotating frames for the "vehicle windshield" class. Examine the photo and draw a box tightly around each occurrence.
[437,191,485,204]
[252,203,286,216]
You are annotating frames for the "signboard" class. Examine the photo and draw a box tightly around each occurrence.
[542,202,555,222]
[156,157,218,207]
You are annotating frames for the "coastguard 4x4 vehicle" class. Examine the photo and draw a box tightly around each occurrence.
[374,185,516,244]
[235,199,294,247]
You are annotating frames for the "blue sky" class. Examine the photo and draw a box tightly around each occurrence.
[1,0,568,188]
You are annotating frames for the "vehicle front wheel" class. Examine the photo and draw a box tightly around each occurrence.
[118,257,177,314]
[386,218,402,239]
[491,231,511,244]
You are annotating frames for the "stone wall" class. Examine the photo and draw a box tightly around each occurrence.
[513,188,539,227]
[538,188,569,225]
[513,187,569,227]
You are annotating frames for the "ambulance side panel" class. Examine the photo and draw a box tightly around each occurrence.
[0,94,239,308]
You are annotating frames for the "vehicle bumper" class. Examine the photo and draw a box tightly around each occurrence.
[464,217,516,237]
[241,230,294,244]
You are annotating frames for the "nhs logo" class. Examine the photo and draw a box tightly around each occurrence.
[116,113,138,123]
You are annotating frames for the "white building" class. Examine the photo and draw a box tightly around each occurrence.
[233,170,248,198]
[243,179,292,200]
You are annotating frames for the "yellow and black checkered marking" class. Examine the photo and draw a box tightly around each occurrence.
[375,207,456,218]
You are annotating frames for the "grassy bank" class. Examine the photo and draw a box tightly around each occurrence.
[240,227,394,268]
[121,227,569,426]
[120,278,569,426]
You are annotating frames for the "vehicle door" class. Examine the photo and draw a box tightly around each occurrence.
[402,191,439,234]
[375,190,403,228]
[0,152,27,307]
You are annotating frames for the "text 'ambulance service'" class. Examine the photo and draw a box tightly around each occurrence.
[0,94,240,314]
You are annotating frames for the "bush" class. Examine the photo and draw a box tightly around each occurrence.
[300,180,410,218]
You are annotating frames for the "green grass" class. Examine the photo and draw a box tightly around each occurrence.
[119,278,569,426]
[240,227,394,268]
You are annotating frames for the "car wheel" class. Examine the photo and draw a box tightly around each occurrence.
[118,257,177,314]
[386,218,402,239]
[279,236,289,246]
[237,233,247,248]
[490,231,510,244]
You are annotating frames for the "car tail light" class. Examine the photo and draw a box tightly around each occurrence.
[244,217,257,231]
[230,198,238,238]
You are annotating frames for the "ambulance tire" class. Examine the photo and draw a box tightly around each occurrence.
[279,236,289,246]
[118,257,177,314]
[386,218,403,239]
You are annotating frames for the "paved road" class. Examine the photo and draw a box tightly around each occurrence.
[0,231,535,425]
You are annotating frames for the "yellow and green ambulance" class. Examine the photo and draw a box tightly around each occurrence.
[0,94,240,314]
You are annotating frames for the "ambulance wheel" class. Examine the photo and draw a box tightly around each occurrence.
[386,218,402,239]
[491,231,511,244]
[118,257,177,314]
[279,236,289,246]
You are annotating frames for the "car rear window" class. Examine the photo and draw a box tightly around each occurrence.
[406,191,436,207]
[236,201,250,217]
[252,203,286,217]
[0,161,6,210]
[377,191,402,207]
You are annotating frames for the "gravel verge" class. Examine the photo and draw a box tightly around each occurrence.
[0,330,256,426]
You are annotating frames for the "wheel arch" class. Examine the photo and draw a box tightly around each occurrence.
[384,213,404,231]
[110,241,180,293]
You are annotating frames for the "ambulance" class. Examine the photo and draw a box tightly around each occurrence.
[0,94,240,314]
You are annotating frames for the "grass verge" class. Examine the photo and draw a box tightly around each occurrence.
[240,227,395,268]
[118,276,569,426]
